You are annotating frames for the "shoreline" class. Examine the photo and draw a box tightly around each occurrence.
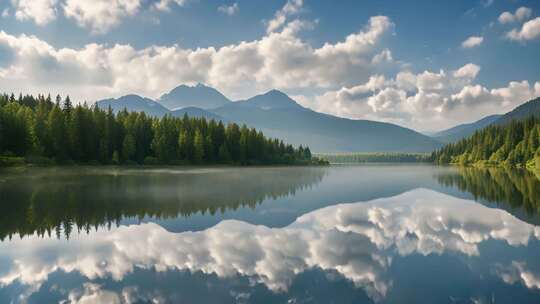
[0,156,329,169]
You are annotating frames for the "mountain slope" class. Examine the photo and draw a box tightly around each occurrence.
[432,114,502,143]
[235,90,305,110]
[213,94,442,153]
[159,83,231,110]
[95,95,169,117]
[494,97,540,125]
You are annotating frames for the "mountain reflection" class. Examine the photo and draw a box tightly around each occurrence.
[1,189,539,303]
[0,167,325,240]
[436,167,540,220]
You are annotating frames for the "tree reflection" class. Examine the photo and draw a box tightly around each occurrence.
[436,167,540,218]
[0,167,325,240]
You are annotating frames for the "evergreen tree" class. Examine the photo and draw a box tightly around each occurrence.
[434,115,540,168]
[0,92,316,166]
[194,129,205,163]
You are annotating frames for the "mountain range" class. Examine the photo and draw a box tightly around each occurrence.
[96,84,540,152]
[96,84,442,153]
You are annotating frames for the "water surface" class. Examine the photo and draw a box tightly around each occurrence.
[0,165,539,303]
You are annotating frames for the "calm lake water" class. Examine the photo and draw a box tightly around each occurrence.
[1,165,540,303]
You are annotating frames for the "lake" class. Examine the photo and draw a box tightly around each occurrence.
[1,165,540,303]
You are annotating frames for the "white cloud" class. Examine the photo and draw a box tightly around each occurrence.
[506,17,540,42]
[298,63,540,130]
[218,2,239,16]
[453,63,481,79]
[1,189,539,302]
[11,0,58,25]
[266,0,303,33]
[461,36,483,48]
[498,7,532,24]
[63,0,142,34]
[153,0,186,12]
[0,15,394,101]
[449,85,498,109]
[67,283,122,304]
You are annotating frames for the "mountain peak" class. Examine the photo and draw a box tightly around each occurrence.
[95,94,169,117]
[244,89,303,110]
[158,83,231,110]
[265,89,287,96]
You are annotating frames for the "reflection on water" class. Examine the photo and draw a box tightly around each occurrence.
[1,189,540,303]
[0,167,325,240]
[1,165,540,303]
[435,167,540,221]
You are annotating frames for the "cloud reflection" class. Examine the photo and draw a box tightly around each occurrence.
[1,189,539,302]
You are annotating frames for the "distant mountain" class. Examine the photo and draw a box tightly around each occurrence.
[213,91,442,153]
[235,90,305,110]
[494,97,540,125]
[171,106,224,121]
[95,94,169,117]
[432,115,502,143]
[96,87,443,153]
[158,83,231,110]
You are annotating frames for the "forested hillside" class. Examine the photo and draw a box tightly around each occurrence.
[433,116,540,169]
[0,93,319,166]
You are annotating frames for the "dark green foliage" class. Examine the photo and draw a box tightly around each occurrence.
[0,93,315,166]
[0,166,325,240]
[433,116,540,168]
[436,167,540,218]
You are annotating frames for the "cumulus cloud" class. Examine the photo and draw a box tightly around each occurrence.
[498,7,533,24]
[63,0,142,34]
[0,15,394,101]
[266,0,303,33]
[1,189,539,302]
[11,0,58,25]
[298,63,540,130]
[218,2,239,16]
[153,0,186,12]
[461,36,483,48]
[66,283,122,304]
[453,63,481,79]
[506,17,540,42]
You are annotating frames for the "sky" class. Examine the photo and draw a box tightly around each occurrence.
[0,0,539,131]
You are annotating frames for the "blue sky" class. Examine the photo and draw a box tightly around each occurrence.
[0,0,539,130]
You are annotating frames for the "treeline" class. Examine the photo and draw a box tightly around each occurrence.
[0,93,321,165]
[433,116,540,169]
[315,152,432,164]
